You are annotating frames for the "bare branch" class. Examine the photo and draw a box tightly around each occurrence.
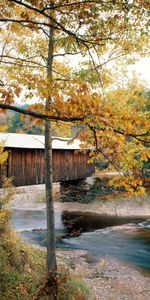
[42,0,99,10]
[0,41,7,61]
[0,80,4,86]
[88,125,123,175]
[53,51,82,57]
[0,55,46,68]
[0,18,56,29]
[0,60,44,69]
[52,126,85,142]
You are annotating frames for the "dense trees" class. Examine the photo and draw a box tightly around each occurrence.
[0,105,44,133]
[0,0,150,296]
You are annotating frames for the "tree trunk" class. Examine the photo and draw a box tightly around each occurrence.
[44,0,57,293]
[45,121,57,274]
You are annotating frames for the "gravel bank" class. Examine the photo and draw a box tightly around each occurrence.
[57,249,150,300]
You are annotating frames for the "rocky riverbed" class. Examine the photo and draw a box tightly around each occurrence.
[57,249,150,300]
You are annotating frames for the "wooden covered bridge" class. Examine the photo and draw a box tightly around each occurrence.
[0,133,94,187]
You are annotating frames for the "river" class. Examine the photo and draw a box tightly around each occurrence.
[11,194,150,274]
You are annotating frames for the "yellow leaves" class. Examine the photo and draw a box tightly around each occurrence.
[0,127,14,228]
[0,178,14,230]
[52,122,72,138]
[0,209,9,227]
[0,0,14,18]
[140,148,150,162]
[17,42,28,54]
[20,11,29,20]
[139,0,150,9]
[9,23,19,34]
[0,126,8,165]
[140,153,148,161]
[0,125,8,133]
[0,147,8,165]
[0,87,14,104]
[109,175,146,196]
[0,0,149,199]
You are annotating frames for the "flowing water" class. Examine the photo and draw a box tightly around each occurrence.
[11,199,150,273]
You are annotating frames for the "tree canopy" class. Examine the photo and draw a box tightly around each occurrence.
[0,1,150,292]
[0,0,150,193]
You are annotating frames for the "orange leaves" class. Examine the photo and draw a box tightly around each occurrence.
[139,0,150,9]
[20,11,29,20]
[0,0,149,197]
[109,175,145,196]
[140,148,150,162]
[0,87,14,104]
[0,81,22,105]
[0,125,8,168]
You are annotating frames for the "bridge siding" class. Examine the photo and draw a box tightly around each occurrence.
[0,148,94,187]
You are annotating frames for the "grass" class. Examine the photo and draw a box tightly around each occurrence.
[0,230,45,300]
[56,265,90,300]
[0,229,90,300]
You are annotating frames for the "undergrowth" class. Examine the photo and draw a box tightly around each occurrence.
[0,171,90,299]
[0,230,90,300]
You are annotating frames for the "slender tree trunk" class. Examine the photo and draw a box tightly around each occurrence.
[45,0,57,291]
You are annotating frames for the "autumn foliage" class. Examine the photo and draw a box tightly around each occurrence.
[0,0,150,194]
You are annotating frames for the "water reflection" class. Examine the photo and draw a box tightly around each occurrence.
[61,211,147,234]
[11,195,150,274]
[11,208,150,273]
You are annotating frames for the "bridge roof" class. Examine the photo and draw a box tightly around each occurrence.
[0,133,81,150]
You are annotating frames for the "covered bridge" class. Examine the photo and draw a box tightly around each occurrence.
[0,133,94,187]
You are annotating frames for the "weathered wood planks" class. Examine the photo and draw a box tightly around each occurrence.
[0,148,94,187]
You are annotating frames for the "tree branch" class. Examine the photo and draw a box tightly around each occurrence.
[0,18,56,29]
[0,103,84,122]
[53,51,82,57]
[88,125,123,175]
[6,1,107,47]
[0,60,44,69]
[0,55,46,68]
[116,131,150,145]
[52,126,85,142]
[42,0,99,10]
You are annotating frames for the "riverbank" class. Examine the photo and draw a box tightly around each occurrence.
[0,230,91,300]
[9,182,150,299]
[57,191,150,217]
[9,183,150,217]
[59,249,150,300]
[58,185,150,299]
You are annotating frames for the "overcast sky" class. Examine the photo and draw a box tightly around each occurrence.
[133,57,150,87]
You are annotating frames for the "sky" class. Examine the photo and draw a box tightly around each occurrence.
[133,57,150,87]
[16,56,150,105]
[64,53,150,88]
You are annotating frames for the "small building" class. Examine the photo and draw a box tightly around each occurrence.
[0,133,94,187]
